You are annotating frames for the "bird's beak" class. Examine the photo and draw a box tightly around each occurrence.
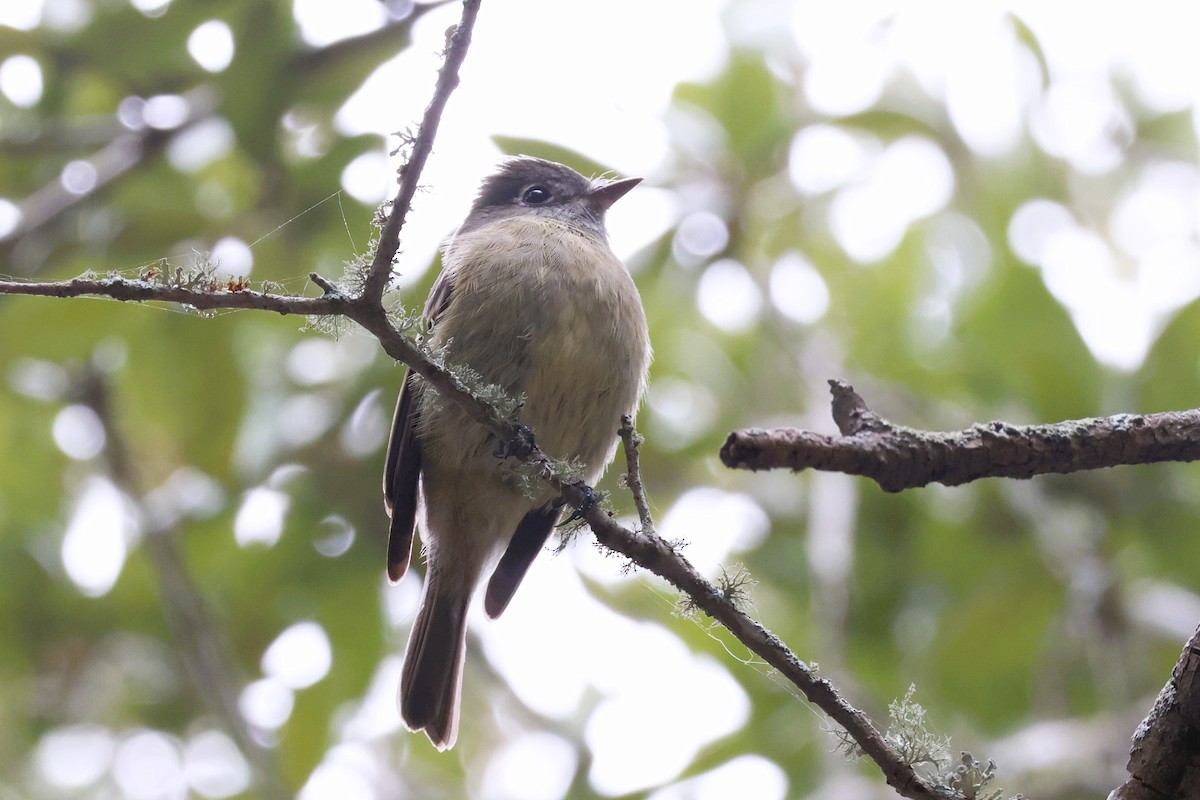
[588,177,642,212]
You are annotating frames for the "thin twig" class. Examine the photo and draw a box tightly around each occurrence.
[618,415,656,537]
[362,0,482,301]
[0,275,348,314]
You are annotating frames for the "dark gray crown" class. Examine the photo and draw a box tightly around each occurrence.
[458,156,611,238]
[472,157,592,211]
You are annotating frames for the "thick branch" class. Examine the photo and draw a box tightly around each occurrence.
[721,380,1200,492]
[1110,624,1200,800]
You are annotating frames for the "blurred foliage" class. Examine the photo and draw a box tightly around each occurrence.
[2,1,1200,799]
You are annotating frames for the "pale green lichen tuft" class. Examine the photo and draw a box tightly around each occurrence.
[828,686,1021,799]
[678,564,756,619]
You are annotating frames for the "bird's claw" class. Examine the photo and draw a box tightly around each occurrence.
[559,485,597,526]
[493,423,536,460]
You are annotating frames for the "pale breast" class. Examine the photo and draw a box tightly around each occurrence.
[420,216,650,481]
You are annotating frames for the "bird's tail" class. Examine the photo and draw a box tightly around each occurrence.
[399,581,469,750]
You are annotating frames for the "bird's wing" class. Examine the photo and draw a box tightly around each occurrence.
[382,268,457,582]
[423,266,455,323]
[484,505,562,618]
[383,371,421,582]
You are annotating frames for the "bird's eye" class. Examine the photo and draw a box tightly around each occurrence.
[522,185,551,205]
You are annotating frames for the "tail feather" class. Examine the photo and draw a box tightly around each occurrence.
[399,585,469,751]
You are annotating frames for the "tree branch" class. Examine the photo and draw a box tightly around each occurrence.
[618,415,657,538]
[582,422,958,800]
[0,274,348,314]
[1110,623,1200,800]
[361,0,481,301]
[0,263,518,445]
[721,379,1200,492]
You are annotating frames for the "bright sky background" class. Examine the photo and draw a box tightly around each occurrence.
[7,0,1200,797]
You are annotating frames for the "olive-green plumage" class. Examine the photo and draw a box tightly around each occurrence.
[383,157,651,750]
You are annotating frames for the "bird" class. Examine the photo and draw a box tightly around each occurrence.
[383,156,651,750]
